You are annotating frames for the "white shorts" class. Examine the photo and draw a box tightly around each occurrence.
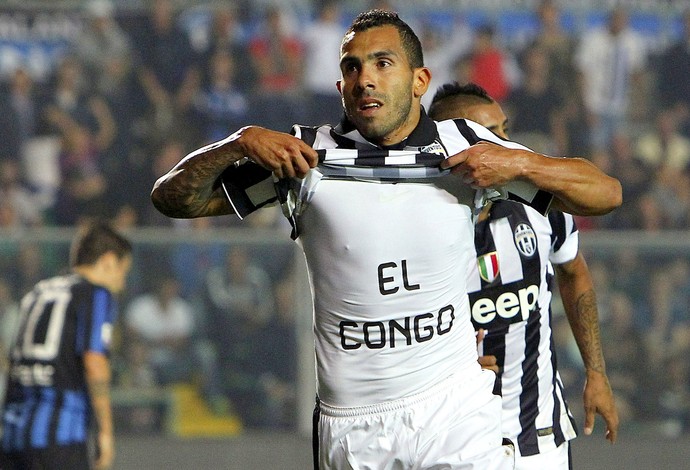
[315,369,514,470]
[515,441,570,470]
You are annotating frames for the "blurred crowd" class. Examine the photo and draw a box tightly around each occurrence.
[0,0,689,434]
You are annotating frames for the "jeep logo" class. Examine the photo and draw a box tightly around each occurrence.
[471,284,539,325]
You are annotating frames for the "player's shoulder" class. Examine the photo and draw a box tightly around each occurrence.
[547,209,576,230]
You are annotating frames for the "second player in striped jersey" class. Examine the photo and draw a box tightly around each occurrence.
[429,82,619,470]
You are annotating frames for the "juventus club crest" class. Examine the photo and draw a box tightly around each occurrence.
[514,223,537,257]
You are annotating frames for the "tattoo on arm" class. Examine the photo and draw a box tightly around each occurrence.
[153,161,231,218]
[570,288,606,374]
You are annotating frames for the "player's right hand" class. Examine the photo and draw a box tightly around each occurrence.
[237,126,319,179]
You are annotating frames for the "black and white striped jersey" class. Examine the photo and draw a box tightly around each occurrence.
[219,111,555,408]
[467,200,579,457]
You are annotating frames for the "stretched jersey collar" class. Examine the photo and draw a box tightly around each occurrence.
[332,108,437,150]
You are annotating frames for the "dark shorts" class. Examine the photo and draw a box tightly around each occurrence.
[0,443,90,470]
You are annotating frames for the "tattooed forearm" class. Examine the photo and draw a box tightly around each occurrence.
[151,137,245,218]
[152,167,231,218]
[556,255,607,374]
[569,289,606,374]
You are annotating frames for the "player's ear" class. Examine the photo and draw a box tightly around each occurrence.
[336,79,343,95]
[413,67,431,98]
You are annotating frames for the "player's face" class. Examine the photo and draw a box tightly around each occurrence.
[463,102,509,139]
[338,25,428,146]
[107,254,132,294]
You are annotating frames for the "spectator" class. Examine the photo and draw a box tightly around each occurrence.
[39,55,118,225]
[5,242,49,302]
[133,0,201,144]
[640,167,690,229]
[465,23,519,103]
[646,259,690,429]
[0,159,44,227]
[505,44,567,154]
[419,16,473,110]
[600,291,649,427]
[0,67,40,161]
[124,273,225,411]
[657,9,690,136]
[200,245,281,427]
[53,123,112,225]
[197,5,254,94]
[647,260,690,363]
[72,0,132,90]
[97,50,149,221]
[192,49,251,143]
[302,0,345,125]
[599,133,650,229]
[634,108,690,172]
[169,216,225,300]
[40,55,112,137]
[575,7,648,152]
[658,349,690,437]
[248,5,304,131]
[530,0,578,102]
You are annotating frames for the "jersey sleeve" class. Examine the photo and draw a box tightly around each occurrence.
[217,125,316,219]
[80,286,117,355]
[548,211,579,265]
[218,161,277,219]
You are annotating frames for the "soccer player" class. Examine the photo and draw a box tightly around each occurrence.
[1,222,133,470]
[151,10,621,469]
[428,82,619,469]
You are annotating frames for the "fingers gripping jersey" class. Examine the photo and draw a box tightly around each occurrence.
[467,200,578,457]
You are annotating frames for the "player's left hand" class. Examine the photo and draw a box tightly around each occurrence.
[441,142,527,188]
[583,369,619,444]
[476,329,499,374]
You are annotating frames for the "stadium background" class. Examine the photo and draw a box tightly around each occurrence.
[0,0,689,468]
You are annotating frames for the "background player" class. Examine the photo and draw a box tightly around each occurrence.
[1,221,133,470]
[428,82,619,469]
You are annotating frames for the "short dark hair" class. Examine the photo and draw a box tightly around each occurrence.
[428,82,494,120]
[69,221,132,267]
[344,9,424,69]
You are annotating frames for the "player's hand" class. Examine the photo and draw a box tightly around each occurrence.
[94,431,115,470]
[440,142,526,188]
[583,369,619,444]
[476,329,499,374]
[237,126,319,179]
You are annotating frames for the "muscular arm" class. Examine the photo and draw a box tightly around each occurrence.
[441,142,622,216]
[84,351,114,469]
[555,253,619,443]
[151,126,319,219]
[516,150,622,216]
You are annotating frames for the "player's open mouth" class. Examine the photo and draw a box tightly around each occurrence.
[358,100,382,116]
